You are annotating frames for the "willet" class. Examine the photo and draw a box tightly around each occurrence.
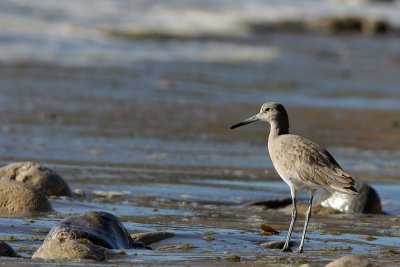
[230,102,357,253]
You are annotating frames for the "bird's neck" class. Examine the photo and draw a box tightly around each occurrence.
[269,120,289,139]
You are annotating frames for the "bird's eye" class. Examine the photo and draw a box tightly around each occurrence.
[264,108,270,112]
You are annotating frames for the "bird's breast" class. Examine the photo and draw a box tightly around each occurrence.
[268,138,303,188]
[268,141,293,178]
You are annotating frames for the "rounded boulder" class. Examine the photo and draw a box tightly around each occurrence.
[0,162,72,197]
[0,241,20,257]
[0,181,52,214]
[325,254,372,267]
[33,211,148,261]
[317,181,382,214]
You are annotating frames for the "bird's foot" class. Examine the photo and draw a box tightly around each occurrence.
[294,248,303,254]
[280,247,292,253]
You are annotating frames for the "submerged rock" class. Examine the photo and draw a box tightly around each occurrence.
[0,181,52,213]
[307,16,390,35]
[33,211,148,261]
[325,254,372,267]
[250,181,382,214]
[131,231,175,245]
[299,264,323,267]
[249,198,292,209]
[247,16,393,36]
[295,204,340,215]
[316,181,382,214]
[33,237,111,261]
[0,241,20,257]
[260,240,295,249]
[0,162,71,197]
[250,197,339,215]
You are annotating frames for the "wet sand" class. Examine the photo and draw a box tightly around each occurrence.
[0,32,399,265]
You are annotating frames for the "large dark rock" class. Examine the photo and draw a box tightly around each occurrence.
[250,181,382,214]
[0,241,20,257]
[0,181,52,214]
[307,16,390,35]
[0,162,72,197]
[247,16,392,36]
[249,198,292,209]
[260,240,295,250]
[32,211,148,261]
[316,181,382,214]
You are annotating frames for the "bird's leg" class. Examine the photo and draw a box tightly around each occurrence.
[295,190,315,253]
[280,188,297,252]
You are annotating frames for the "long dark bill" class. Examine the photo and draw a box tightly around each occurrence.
[230,114,260,129]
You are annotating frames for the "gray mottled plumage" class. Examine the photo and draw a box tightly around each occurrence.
[269,134,356,194]
[231,102,358,253]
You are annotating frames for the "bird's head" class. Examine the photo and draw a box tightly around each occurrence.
[230,102,288,129]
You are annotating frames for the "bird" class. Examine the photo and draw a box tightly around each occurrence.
[230,102,358,253]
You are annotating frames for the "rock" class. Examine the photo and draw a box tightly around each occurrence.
[307,16,390,35]
[32,237,112,261]
[248,16,392,36]
[325,254,372,267]
[296,204,340,215]
[299,264,324,267]
[280,202,339,216]
[0,181,52,213]
[260,240,295,249]
[260,224,279,235]
[0,241,20,257]
[250,180,381,215]
[131,231,175,245]
[0,162,71,197]
[33,211,148,261]
[316,181,382,214]
[249,198,292,209]
[92,190,131,199]
[253,198,340,215]
[299,264,323,267]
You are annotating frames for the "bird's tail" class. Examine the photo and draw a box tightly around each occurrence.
[327,168,358,195]
[337,178,358,195]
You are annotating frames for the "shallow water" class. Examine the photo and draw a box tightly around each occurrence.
[0,1,400,265]
[0,52,399,265]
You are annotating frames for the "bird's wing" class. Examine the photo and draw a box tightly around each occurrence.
[278,135,357,194]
